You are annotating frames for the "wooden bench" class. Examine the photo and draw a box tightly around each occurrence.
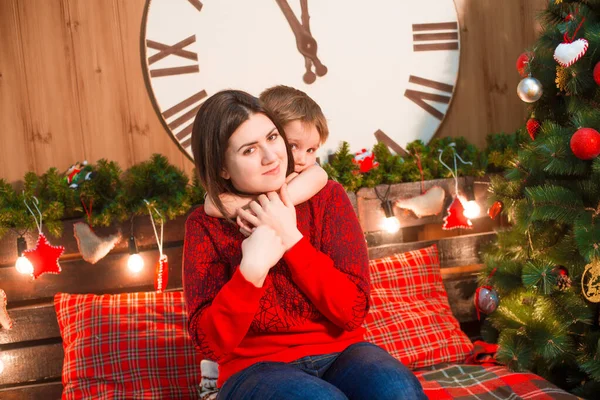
[0,177,498,399]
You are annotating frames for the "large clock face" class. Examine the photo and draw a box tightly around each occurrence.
[142,0,460,160]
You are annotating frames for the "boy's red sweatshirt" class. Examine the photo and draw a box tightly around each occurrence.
[183,181,370,387]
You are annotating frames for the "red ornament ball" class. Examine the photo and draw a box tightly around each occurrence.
[594,62,600,86]
[526,118,541,140]
[516,52,530,77]
[570,128,600,160]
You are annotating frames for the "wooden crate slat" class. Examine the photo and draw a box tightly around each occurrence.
[0,304,59,345]
[357,177,491,232]
[368,232,495,268]
[0,246,183,304]
[0,343,63,387]
[0,381,63,400]
[0,211,191,267]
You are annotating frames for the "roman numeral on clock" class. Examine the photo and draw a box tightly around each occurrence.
[186,0,203,12]
[412,22,458,51]
[162,90,207,149]
[404,76,453,120]
[146,35,199,78]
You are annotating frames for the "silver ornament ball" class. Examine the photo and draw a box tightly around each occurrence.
[517,77,543,103]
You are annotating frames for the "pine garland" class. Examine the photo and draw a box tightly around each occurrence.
[0,133,520,240]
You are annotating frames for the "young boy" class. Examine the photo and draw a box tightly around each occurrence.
[203,85,329,233]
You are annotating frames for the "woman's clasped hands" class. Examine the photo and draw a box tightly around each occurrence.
[237,184,303,287]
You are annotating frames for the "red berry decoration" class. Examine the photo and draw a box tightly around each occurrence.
[594,62,600,86]
[516,52,531,77]
[570,128,600,160]
[526,118,541,140]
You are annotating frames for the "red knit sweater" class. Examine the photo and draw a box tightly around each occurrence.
[183,180,370,387]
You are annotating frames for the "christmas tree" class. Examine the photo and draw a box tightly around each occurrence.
[482,0,600,397]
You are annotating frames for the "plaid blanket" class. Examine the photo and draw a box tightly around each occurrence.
[199,360,580,399]
[415,364,581,399]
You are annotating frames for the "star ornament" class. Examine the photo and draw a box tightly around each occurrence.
[23,233,65,279]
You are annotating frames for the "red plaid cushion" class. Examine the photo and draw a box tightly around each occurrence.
[363,244,473,369]
[54,291,202,399]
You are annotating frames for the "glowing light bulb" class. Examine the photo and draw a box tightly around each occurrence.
[128,253,144,273]
[15,256,34,275]
[463,200,481,219]
[383,217,401,233]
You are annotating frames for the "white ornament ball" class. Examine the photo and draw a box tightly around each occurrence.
[517,77,543,103]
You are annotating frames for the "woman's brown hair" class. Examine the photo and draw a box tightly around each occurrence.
[191,90,294,220]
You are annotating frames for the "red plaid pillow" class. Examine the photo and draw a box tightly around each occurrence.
[54,291,202,399]
[364,244,473,369]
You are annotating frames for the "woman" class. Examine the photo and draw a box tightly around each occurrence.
[183,90,426,399]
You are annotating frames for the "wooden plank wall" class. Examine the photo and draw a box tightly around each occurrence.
[0,178,501,397]
[0,0,547,184]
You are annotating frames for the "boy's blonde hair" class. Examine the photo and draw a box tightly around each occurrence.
[259,85,329,144]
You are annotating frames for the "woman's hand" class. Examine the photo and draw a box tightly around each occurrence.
[239,225,285,287]
[237,184,303,251]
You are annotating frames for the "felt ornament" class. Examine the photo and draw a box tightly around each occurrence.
[24,233,64,279]
[526,118,541,140]
[145,200,168,292]
[554,38,588,68]
[0,289,13,330]
[64,161,94,189]
[443,197,472,230]
[395,186,445,218]
[155,254,169,293]
[438,144,474,230]
[73,222,121,264]
[21,196,64,279]
[554,13,587,68]
[352,148,379,173]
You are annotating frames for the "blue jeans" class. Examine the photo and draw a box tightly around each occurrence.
[218,342,427,399]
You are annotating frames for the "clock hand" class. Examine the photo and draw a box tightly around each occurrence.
[300,0,327,78]
[275,0,326,75]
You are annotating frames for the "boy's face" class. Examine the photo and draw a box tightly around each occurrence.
[283,120,321,173]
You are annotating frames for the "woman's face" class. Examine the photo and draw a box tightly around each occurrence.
[222,113,288,194]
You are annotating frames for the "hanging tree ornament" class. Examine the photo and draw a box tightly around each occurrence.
[516,52,532,77]
[475,268,499,319]
[395,151,445,218]
[582,259,600,303]
[488,201,504,220]
[553,266,572,291]
[22,195,64,279]
[554,13,587,67]
[570,128,600,160]
[439,144,474,230]
[0,289,14,330]
[517,76,543,103]
[144,200,168,293]
[526,116,541,140]
[594,62,600,86]
[352,148,379,174]
[555,65,569,92]
[73,197,121,264]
